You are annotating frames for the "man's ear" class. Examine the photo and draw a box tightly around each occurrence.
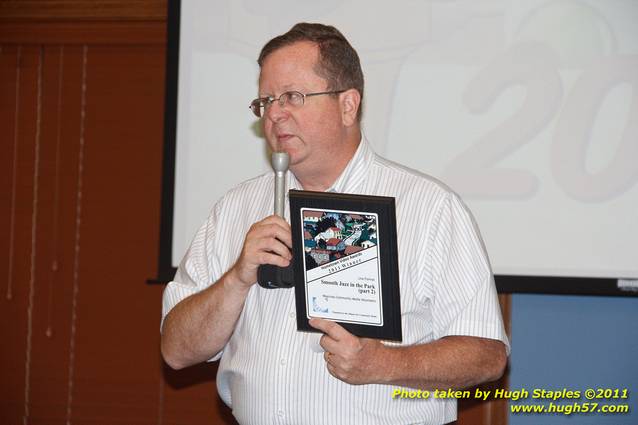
[340,89,361,127]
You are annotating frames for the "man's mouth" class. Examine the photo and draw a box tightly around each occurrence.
[276,133,294,143]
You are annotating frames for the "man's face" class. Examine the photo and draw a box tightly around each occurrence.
[258,41,347,173]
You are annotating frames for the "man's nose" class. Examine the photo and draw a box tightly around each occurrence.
[265,100,289,123]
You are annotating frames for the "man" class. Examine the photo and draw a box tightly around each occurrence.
[161,23,509,424]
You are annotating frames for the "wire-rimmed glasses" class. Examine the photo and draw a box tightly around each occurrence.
[249,89,346,118]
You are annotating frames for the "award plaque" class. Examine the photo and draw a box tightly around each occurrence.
[289,190,402,341]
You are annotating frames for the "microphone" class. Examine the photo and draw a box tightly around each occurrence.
[272,152,289,218]
[257,152,294,289]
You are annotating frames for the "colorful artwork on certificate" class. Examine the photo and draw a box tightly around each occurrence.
[302,209,378,271]
[300,207,383,326]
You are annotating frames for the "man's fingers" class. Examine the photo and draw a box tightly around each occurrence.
[257,216,293,247]
[310,318,360,356]
[319,334,342,355]
[326,361,337,378]
[232,215,294,286]
[257,251,291,268]
[250,221,289,241]
[309,318,351,341]
[243,217,293,267]
[250,237,291,262]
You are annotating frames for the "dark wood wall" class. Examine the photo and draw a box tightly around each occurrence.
[1,2,233,424]
[0,2,509,424]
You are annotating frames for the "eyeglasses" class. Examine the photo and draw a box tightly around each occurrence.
[249,89,346,118]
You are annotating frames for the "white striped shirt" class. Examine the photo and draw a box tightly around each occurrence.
[162,138,509,425]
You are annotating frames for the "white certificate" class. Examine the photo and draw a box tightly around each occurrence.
[301,208,383,326]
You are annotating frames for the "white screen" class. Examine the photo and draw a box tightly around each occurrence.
[173,0,638,279]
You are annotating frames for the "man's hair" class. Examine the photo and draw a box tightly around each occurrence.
[258,23,364,121]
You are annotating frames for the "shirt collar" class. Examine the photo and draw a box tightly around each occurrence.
[288,136,374,194]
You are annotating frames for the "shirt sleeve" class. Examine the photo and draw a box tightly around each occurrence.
[160,203,226,361]
[424,192,510,353]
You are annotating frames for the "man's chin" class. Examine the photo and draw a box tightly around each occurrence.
[287,154,302,167]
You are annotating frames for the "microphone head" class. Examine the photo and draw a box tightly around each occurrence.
[271,151,290,172]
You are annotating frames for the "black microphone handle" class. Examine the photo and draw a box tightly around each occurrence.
[258,152,292,289]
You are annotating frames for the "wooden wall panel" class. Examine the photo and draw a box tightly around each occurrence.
[0,10,235,420]
[0,1,167,21]
[0,21,167,45]
[22,45,83,425]
[1,45,43,425]
[65,44,164,424]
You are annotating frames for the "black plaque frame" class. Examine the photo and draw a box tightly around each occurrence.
[289,190,402,341]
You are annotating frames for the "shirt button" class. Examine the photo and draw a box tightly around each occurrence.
[277,410,284,417]
[280,358,287,365]
[289,311,296,319]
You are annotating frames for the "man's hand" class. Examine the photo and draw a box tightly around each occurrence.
[309,317,387,385]
[310,317,508,390]
[230,215,292,288]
